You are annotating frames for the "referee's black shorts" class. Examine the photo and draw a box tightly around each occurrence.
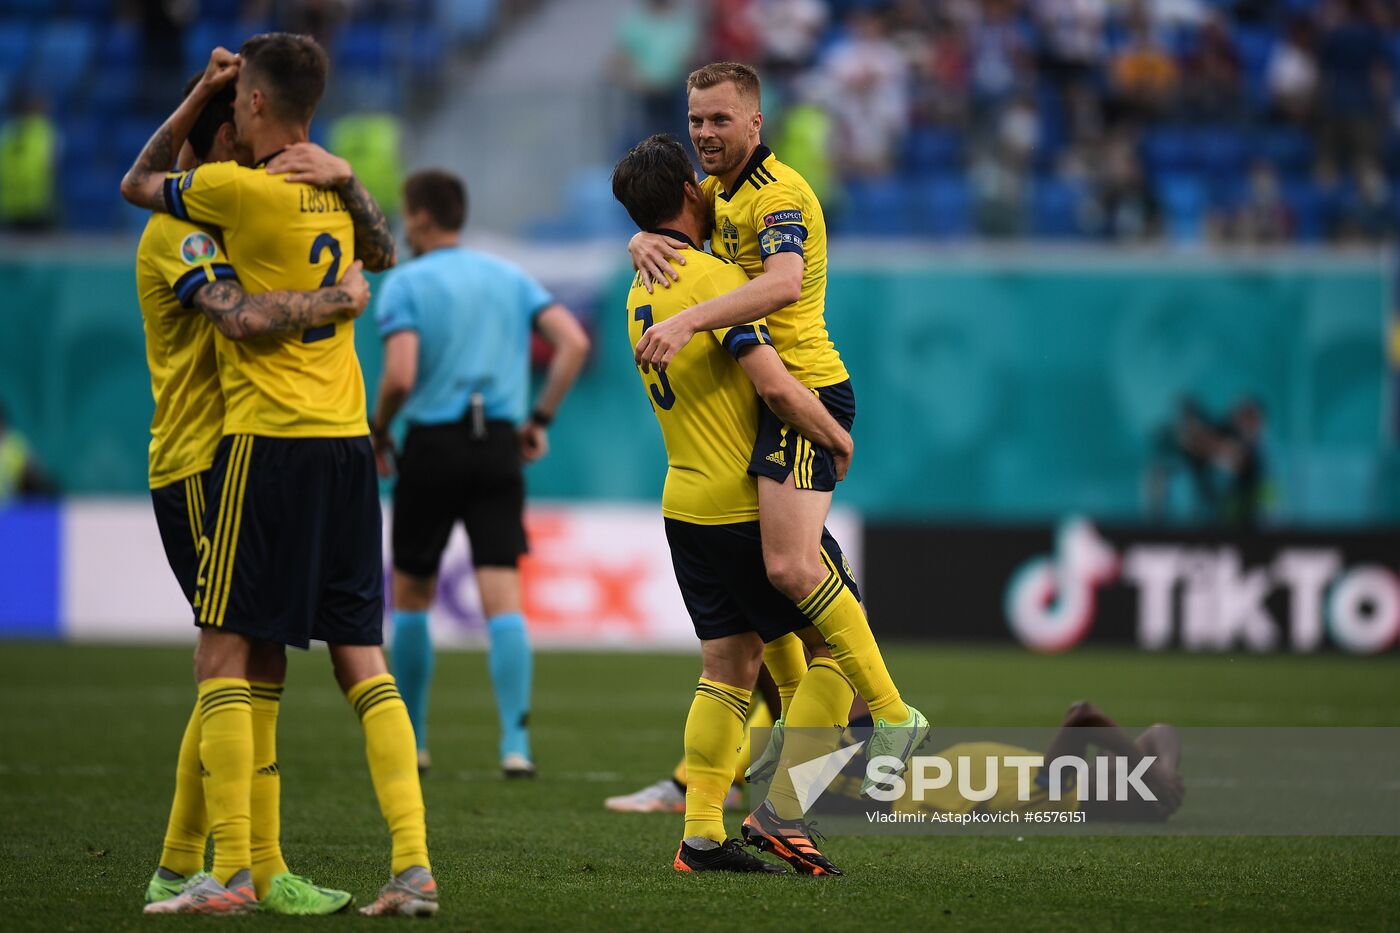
[664,518,860,643]
[392,419,528,577]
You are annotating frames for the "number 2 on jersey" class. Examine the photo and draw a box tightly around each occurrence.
[633,305,676,410]
[303,232,342,343]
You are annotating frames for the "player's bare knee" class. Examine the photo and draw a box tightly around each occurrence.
[392,571,435,611]
[329,643,389,693]
[193,629,253,682]
[764,555,824,602]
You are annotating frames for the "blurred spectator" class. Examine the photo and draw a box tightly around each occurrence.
[1316,0,1392,174]
[1110,3,1180,121]
[0,403,55,505]
[1035,0,1108,141]
[329,112,405,220]
[756,0,828,84]
[613,0,700,141]
[1181,14,1243,121]
[0,98,56,232]
[815,9,909,178]
[909,12,972,127]
[1147,396,1269,527]
[1087,131,1157,240]
[969,0,1031,108]
[709,0,760,64]
[1267,17,1319,125]
[774,96,836,205]
[1225,161,1292,244]
[1215,398,1268,528]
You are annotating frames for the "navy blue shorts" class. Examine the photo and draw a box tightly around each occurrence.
[193,435,384,649]
[748,379,855,492]
[150,470,211,604]
[664,518,860,642]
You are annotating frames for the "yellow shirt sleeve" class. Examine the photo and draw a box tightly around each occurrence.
[748,180,810,260]
[696,263,774,357]
[151,218,239,308]
[164,159,245,230]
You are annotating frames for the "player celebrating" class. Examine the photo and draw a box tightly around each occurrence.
[614,134,874,875]
[138,73,371,914]
[121,37,435,916]
[629,63,927,794]
[369,169,590,779]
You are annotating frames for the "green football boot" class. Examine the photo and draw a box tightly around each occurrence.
[259,871,354,915]
[744,717,785,785]
[861,705,930,796]
[145,869,209,904]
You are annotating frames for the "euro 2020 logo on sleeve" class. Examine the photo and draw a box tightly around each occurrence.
[180,231,218,265]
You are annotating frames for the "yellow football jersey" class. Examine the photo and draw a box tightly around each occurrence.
[892,742,1081,816]
[163,158,365,438]
[700,145,847,390]
[627,234,774,524]
[135,213,229,488]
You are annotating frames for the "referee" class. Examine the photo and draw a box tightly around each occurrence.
[370,169,590,778]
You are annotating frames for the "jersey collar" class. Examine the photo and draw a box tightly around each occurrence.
[254,149,288,169]
[648,227,699,250]
[720,144,773,202]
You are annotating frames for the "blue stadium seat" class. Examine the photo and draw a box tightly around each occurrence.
[1256,126,1314,179]
[1282,177,1323,242]
[334,23,399,77]
[0,20,30,83]
[26,20,96,106]
[1156,173,1207,245]
[65,0,115,20]
[1234,26,1274,108]
[183,20,262,78]
[1029,178,1085,239]
[1196,126,1251,186]
[1141,127,1195,177]
[439,0,498,43]
[0,0,49,17]
[62,163,124,231]
[912,175,972,239]
[200,0,243,20]
[901,126,963,175]
[409,25,446,78]
[563,167,636,239]
[88,21,140,111]
[838,178,916,236]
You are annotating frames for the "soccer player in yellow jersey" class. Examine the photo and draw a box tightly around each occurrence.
[121,38,435,916]
[628,62,928,799]
[138,73,370,914]
[615,134,871,875]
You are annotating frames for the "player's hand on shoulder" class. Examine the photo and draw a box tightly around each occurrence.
[199,47,240,92]
[519,423,549,463]
[634,312,694,374]
[629,231,688,294]
[339,260,371,318]
[265,142,352,188]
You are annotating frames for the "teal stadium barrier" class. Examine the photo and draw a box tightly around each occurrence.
[0,252,1388,523]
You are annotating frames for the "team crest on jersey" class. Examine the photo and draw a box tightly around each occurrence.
[179,231,218,265]
[719,218,740,258]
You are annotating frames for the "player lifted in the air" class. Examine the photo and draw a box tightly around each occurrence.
[628,62,928,806]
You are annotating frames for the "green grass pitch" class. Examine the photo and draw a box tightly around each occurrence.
[1,642,1397,931]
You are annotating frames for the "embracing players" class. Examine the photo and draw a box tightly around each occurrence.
[122,37,435,916]
[629,63,927,800]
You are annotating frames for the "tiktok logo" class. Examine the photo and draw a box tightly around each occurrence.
[1005,519,1119,653]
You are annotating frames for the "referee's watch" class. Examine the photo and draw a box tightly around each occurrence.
[528,409,553,428]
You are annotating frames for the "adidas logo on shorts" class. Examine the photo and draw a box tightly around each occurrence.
[766,451,786,467]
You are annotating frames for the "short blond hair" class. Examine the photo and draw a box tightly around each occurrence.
[686,61,761,106]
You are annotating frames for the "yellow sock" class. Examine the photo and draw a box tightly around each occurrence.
[798,573,909,726]
[198,678,253,884]
[682,678,750,843]
[348,674,430,875]
[249,682,288,896]
[158,704,207,878]
[766,658,857,820]
[734,694,774,784]
[762,635,807,719]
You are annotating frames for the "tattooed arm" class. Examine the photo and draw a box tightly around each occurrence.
[120,48,240,211]
[265,143,398,271]
[193,260,370,341]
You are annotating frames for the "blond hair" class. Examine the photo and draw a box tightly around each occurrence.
[686,61,761,106]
